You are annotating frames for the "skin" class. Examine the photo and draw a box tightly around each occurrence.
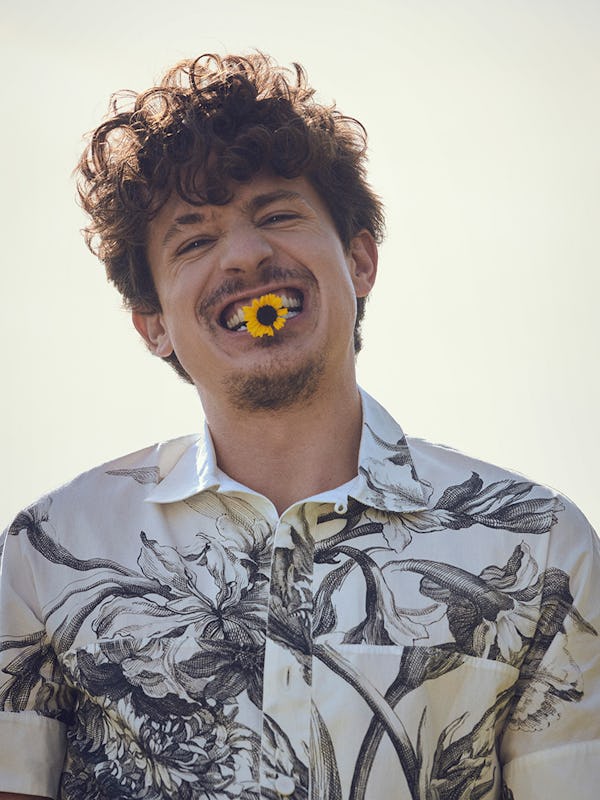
[134,172,378,514]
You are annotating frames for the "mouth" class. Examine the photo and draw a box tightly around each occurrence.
[219,288,304,332]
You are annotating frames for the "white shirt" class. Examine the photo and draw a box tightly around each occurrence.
[1,390,599,799]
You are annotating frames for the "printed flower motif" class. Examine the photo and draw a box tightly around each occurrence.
[410,543,544,666]
[92,531,267,647]
[359,457,430,511]
[364,507,436,553]
[473,545,541,662]
[313,541,441,646]
[185,493,274,587]
[508,635,583,732]
[433,473,564,534]
[355,470,563,560]
[507,567,596,732]
[62,676,258,800]
[242,293,288,337]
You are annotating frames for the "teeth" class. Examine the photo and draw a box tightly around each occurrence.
[280,294,301,310]
[225,312,247,332]
[227,310,245,330]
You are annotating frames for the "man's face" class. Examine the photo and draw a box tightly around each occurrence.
[136,172,377,411]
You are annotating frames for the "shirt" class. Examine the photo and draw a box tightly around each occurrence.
[0,390,599,799]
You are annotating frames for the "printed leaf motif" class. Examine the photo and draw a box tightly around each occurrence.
[501,782,516,799]
[314,642,419,795]
[336,546,433,646]
[309,703,342,800]
[261,714,309,800]
[9,498,133,576]
[265,519,314,679]
[349,646,468,800]
[312,558,356,638]
[417,689,512,800]
[106,466,161,484]
[0,630,74,723]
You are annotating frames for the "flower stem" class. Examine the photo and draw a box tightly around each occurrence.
[313,642,420,799]
[314,523,383,559]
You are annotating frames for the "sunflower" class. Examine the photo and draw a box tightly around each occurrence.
[242,293,289,337]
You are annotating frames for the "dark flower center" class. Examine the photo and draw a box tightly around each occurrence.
[256,305,278,326]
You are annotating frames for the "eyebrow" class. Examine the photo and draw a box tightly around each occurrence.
[161,211,207,248]
[160,190,305,249]
[243,189,305,214]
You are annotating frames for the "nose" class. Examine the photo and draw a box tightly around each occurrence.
[218,223,274,274]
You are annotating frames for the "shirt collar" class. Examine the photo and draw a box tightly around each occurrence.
[350,389,430,512]
[146,388,430,513]
[145,428,220,503]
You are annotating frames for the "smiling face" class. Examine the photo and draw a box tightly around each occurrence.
[134,172,377,413]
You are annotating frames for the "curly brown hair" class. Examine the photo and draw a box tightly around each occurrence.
[76,52,384,382]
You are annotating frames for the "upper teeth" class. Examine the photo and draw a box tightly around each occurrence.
[224,292,302,331]
[226,309,246,331]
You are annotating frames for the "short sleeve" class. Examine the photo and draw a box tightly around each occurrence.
[500,502,600,798]
[0,507,70,798]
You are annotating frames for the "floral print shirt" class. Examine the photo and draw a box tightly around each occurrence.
[0,390,599,799]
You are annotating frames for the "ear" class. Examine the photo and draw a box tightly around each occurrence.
[348,230,378,297]
[132,310,174,358]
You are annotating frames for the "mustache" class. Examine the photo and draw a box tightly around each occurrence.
[198,265,316,317]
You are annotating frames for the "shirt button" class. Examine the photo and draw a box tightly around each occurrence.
[334,501,348,514]
[275,774,296,796]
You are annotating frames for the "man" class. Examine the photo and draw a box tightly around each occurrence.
[0,52,598,800]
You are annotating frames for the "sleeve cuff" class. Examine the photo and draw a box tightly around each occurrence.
[0,710,66,798]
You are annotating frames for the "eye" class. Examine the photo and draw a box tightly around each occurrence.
[262,212,299,226]
[177,236,215,256]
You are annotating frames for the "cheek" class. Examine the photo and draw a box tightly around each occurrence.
[158,275,204,323]
[338,261,363,304]
[157,293,202,354]
[156,255,214,300]
[327,277,362,336]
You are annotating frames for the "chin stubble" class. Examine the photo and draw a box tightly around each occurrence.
[223,351,326,412]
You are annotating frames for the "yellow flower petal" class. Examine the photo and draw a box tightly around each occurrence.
[242,293,289,337]
[260,293,284,309]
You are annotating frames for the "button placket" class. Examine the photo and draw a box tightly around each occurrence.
[259,505,315,798]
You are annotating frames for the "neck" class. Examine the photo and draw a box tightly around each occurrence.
[201,376,363,515]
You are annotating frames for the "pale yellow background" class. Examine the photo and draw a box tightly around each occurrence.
[2,1,598,530]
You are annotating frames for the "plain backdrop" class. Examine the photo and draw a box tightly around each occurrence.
[1,0,598,530]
